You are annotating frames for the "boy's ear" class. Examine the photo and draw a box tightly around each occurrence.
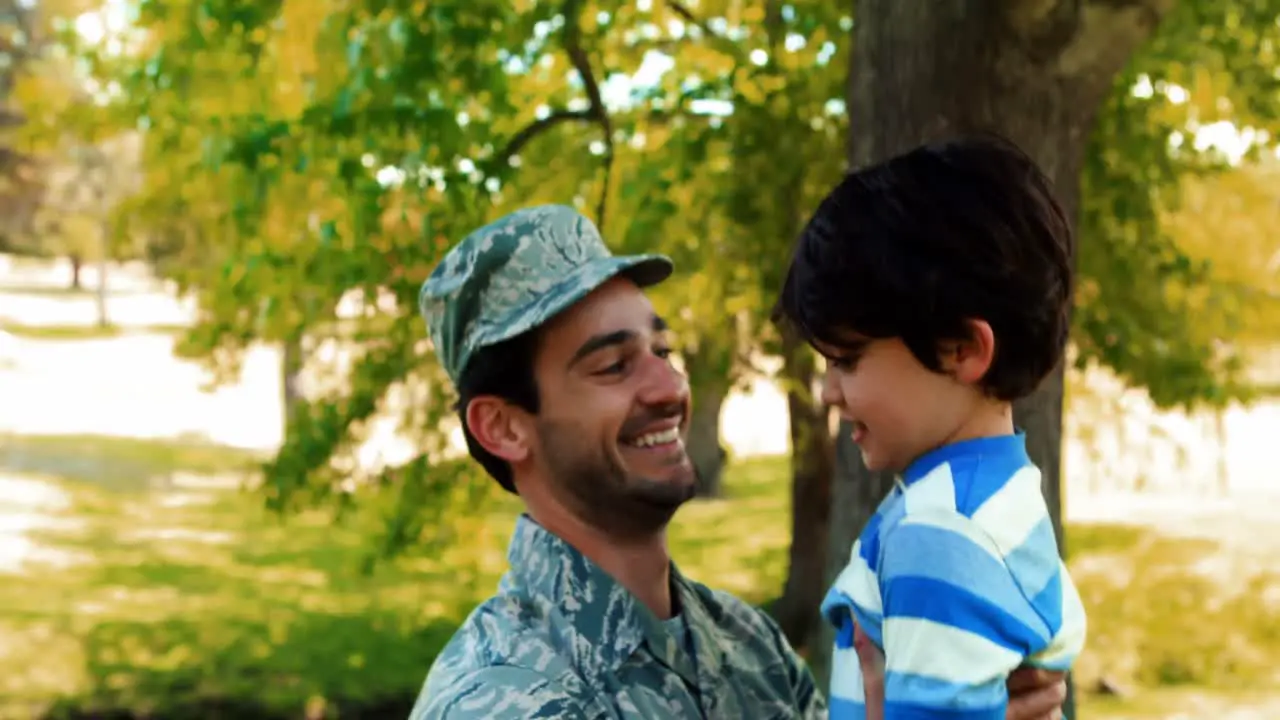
[940,319,996,385]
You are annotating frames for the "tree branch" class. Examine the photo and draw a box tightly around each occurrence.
[666,0,711,35]
[481,0,614,201]
[1056,0,1176,89]
[666,0,749,63]
[1005,0,1083,63]
[491,109,595,170]
[563,0,614,231]
[483,0,729,212]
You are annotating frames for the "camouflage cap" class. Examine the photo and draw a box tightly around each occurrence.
[419,204,674,387]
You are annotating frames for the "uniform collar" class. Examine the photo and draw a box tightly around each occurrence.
[504,513,720,686]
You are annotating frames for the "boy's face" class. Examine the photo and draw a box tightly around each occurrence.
[815,333,984,474]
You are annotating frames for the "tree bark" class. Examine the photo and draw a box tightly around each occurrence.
[1214,408,1228,496]
[282,335,305,438]
[70,253,82,290]
[686,370,728,498]
[770,318,834,651]
[815,2,1174,714]
[94,229,108,328]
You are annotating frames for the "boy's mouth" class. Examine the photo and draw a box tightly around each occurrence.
[850,421,869,444]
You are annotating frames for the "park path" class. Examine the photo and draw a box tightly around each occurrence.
[0,474,84,574]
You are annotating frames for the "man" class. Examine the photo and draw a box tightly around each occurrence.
[410,204,1068,719]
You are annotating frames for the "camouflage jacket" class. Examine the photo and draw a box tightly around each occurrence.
[410,515,828,719]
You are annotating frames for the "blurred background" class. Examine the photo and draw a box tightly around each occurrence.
[1,0,1278,718]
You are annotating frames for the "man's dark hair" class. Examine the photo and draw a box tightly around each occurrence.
[777,132,1074,401]
[453,330,540,493]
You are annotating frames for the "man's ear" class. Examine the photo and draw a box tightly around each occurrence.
[940,319,996,385]
[464,396,533,463]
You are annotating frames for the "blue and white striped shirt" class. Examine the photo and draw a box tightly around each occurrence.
[822,433,1087,720]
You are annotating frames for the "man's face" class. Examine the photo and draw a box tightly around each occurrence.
[527,277,695,536]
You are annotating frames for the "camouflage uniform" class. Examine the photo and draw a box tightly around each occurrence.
[410,515,827,719]
[411,205,828,718]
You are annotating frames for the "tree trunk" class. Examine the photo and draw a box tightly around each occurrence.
[70,253,82,290]
[770,318,834,651]
[814,2,1173,714]
[1214,408,1228,496]
[681,338,736,498]
[94,242,108,329]
[282,335,305,438]
[686,371,729,498]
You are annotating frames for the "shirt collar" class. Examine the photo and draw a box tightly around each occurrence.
[902,430,1028,485]
[504,513,715,682]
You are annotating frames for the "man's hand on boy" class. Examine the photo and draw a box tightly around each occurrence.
[1006,666,1068,720]
[853,623,1068,720]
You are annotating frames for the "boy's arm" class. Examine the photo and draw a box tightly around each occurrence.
[877,511,1059,720]
[823,536,884,720]
[854,627,1070,720]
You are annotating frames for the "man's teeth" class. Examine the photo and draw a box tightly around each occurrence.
[629,427,680,447]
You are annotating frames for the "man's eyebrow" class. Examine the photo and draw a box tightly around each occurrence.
[568,329,636,368]
[566,315,669,369]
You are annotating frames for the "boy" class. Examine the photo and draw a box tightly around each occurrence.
[776,133,1088,720]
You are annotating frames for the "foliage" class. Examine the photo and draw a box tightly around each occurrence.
[24,0,848,549]
[0,0,43,246]
[1075,0,1280,410]
[18,0,1280,539]
[1164,162,1280,347]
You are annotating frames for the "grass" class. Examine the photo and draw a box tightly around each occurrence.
[0,438,1276,718]
[1069,521,1280,714]
[1,449,478,718]
[0,434,268,492]
[0,321,187,341]
[0,284,107,298]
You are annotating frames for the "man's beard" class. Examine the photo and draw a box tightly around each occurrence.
[536,418,696,538]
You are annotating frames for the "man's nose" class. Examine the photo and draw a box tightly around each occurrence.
[636,352,688,406]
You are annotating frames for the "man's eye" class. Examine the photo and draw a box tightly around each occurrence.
[654,347,673,360]
[597,359,627,375]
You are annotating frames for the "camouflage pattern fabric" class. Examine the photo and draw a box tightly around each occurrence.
[418,204,673,387]
[410,515,829,719]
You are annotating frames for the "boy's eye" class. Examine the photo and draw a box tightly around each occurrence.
[828,355,859,371]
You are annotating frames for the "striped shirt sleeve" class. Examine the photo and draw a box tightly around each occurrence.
[877,510,1057,720]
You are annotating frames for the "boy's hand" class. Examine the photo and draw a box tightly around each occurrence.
[853,624,1068,720]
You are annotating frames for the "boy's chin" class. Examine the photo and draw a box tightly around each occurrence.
[858,446,903,475]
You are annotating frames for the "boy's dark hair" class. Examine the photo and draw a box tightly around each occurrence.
[777,132,1074,401]
[453,330,541,493]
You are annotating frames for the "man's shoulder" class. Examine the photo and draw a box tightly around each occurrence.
[410,664,583,720]
[413,592,582,718]
[446,589,558,655]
